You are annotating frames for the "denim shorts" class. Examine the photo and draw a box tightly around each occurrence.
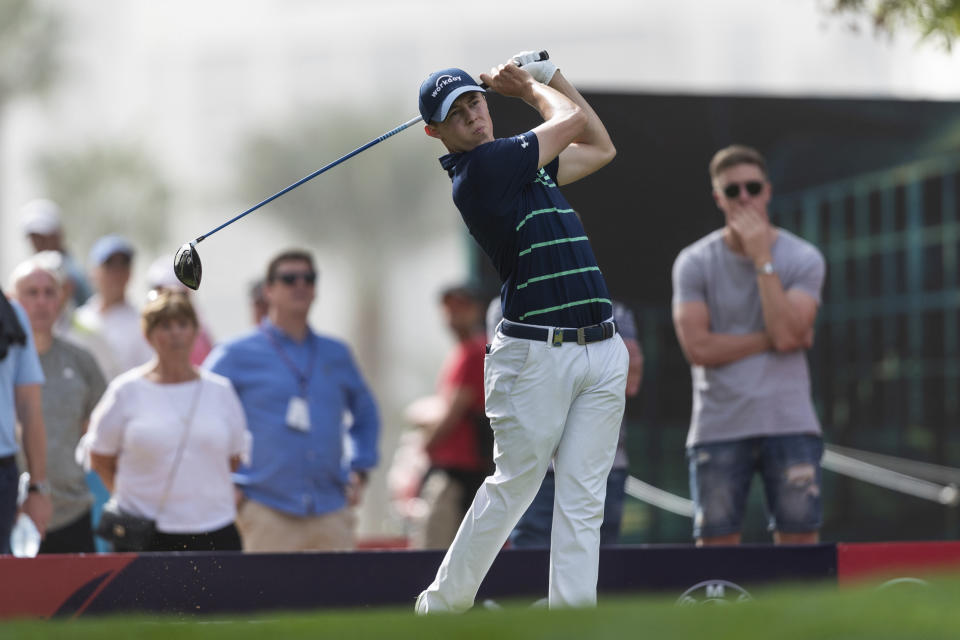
[687,434,823,539]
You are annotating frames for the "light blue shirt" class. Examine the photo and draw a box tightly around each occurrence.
[204,320,380,516]
[0,301,45,457]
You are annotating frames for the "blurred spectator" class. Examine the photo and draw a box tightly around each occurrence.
[73,235,153,381]
[487,299,643,547]
[672,144,826,546]
[20,199,93,308]
[0,289,52,552]
[146,256,214,365]
[249,280,268,326]
[405,284,492,550]
[205,249,380,552]
[10,253,106,553]
[83,290,250,552]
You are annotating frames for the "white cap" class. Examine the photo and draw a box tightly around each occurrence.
[147,255,187,291]
[20,199,63,236]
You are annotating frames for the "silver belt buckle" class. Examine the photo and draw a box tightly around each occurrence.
[577,327,587,345]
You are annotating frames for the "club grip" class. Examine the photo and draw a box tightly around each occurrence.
[479,50,550,89]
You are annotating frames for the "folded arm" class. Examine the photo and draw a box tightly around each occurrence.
[756,278,818,352]
[673,301,772,367]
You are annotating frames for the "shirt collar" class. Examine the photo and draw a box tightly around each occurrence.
[438,153,461,178]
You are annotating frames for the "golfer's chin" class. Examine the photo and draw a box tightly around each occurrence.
[456,135,493,153]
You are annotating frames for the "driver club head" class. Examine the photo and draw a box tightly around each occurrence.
[173,242,202,290]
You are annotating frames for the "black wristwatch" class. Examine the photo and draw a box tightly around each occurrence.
[28,481,51,495]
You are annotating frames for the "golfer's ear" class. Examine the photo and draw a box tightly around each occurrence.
[424,124,441,139]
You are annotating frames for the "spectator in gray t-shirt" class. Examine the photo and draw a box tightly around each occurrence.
[672,145,826,547]
[11,252,106,553]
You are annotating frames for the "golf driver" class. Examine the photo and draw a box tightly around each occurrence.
[173,115,423,290]
[173,51,549,290]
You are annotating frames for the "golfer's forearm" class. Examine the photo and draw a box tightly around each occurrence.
[525,81,586,132]
[548,71,613,151]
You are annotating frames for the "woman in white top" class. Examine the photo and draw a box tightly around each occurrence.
[86,290,250,551]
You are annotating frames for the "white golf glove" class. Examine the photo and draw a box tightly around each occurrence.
[512,50,558,85]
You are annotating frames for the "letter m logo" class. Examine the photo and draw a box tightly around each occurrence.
[705,584,725,599]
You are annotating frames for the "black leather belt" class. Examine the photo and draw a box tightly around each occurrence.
[500,319,617,346]
[0,455,15,468]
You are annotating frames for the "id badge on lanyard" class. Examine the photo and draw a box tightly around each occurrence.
[263,326,317,433]
[286,396,311,431]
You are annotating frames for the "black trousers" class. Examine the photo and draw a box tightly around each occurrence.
[147,522,242,552]
[39,510,96,554]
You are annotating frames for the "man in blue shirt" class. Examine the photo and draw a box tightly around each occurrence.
[414,52,629,613]
[205,249,380,552]
[0,292,52,553]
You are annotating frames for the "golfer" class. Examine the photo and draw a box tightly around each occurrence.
[414,52,628,613]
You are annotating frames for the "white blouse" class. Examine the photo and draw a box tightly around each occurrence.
[85,367,251,534]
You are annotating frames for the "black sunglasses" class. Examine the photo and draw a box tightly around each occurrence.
[723,181,765,199]
[272,271,317,286]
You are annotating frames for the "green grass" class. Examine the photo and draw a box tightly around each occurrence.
[4,576,960,640]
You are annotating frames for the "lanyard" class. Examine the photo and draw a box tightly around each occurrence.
[261,326,317,397]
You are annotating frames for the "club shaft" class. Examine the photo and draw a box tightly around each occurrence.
[194,115,424,243]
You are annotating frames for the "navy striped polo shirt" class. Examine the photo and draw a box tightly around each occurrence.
[439,130,612,328]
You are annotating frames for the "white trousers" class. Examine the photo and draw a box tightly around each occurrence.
[419,328,628,612]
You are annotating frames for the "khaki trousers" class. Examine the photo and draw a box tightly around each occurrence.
[410,470,467,550]
[237,498,356,552]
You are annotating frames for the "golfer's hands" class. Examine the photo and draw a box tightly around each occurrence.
[727,203,773,268]
[512,50,557,84]
[479,61,536,99]
[21,492,52,538]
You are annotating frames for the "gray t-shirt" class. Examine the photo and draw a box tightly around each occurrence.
[40,338,106,529]
[672,228,825,447]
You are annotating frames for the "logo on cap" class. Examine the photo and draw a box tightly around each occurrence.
[432,75,462,98]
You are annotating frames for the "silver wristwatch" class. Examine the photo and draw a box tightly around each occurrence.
[757,261,775,276]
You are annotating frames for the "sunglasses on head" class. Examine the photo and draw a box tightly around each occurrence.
[272,271,317,286]
[722,181,765,199]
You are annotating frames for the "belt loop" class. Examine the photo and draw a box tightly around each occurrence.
[546,326,554,346]
[576,327,587,345]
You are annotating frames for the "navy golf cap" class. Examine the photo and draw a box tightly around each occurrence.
[419,68,485,124]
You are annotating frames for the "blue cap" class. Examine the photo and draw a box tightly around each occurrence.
[418,68,485,124]
[89,234,134,266]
